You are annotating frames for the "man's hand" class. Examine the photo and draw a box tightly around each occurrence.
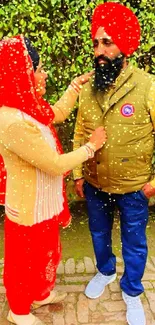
[142,182,155,199]
[74,178,85,198]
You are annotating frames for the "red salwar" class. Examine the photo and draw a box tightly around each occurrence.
[4,216,61,315]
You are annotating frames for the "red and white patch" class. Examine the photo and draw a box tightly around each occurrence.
[121,104,135,117]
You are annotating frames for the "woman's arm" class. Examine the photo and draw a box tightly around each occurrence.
[52,71,94,124]
[4,121,89,176]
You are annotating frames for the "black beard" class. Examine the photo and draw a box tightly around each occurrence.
[94,54,124,91]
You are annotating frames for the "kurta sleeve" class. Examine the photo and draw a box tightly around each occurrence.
[4,121,88,177]
[52,86,79,124]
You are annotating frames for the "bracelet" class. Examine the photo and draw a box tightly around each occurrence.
[83,142,95,159]
[83,146,94,159]
[85,141,96,152]
[69,79,83,94]
[68,84,79,95]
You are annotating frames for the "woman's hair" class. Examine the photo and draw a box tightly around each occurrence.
[24,37,39,71]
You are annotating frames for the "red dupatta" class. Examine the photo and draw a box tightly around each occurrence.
[0,35,63,205]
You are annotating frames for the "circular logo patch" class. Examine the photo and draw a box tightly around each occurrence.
[121,104,135,117]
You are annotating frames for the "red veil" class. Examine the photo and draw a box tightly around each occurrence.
[0,35,70,226]
[0,35,57,204]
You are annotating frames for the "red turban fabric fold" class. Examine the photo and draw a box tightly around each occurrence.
[91,2,141,56]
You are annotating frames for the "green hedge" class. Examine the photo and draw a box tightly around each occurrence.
[0,0,155,150]
[1,0,155,101]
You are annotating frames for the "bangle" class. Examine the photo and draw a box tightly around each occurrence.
[86,141,96,152]
[69,79,83,94]
[83,142,95,159]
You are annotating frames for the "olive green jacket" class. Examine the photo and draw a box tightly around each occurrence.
[73,63,155,194]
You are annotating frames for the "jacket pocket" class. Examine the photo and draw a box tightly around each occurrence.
[112,154,137,179]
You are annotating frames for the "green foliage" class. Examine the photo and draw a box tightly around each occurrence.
[1,0,154,100]
[0,0,155,150]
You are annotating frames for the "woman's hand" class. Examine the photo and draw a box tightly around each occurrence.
[73,70,94,86]
[89,126,107,151]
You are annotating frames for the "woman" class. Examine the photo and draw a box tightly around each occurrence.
[0,35,106,325]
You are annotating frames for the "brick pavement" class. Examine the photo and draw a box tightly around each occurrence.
[0,256,155,325]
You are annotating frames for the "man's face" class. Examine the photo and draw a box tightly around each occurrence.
[93,27,125,91]
[93,27,121,61]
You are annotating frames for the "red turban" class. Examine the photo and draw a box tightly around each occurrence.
[91,2,141,56]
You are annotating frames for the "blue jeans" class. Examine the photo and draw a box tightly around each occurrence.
[84,182,149,296]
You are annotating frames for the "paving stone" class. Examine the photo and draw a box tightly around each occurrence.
[77,293,89,323]
[143,301,155,325]
[39,313,52,323]
[143,281,154,289]
[0,300,9,319]
[145,291,155,314]
[0,293,5,303]
[56,261,64,275]
[101,300,126,312]
[0,317,12,324]
[0,287,5,293]
[109,281,120,292]
[143,273,155,281]
[56,284,85,293]
[88,298,99,312]
[76,260,85,274]
[65,258,75,275]
[34,305,51,315]
[53,310,65,325]
[146,262,155,272]
[100,311,126,323]
[64,293,76,304]
[64,275,92,283]
[150,256,155,267]
[111,292,122,300]
[65,302,77,325]
[84,257,95,274]
[104,322,126,325]
[99,286,110,301]
[97,302,110,313]
[91,311,105,323]
[0,255,155,325]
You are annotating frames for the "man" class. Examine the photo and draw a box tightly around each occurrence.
[73,2,155,325]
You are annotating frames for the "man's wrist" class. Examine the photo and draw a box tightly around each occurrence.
[142,182,155,198]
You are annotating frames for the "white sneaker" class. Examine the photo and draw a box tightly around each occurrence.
[122,291,146,325]
[85,272,117,299]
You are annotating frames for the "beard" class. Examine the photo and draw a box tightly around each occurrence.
[94,54,124,91]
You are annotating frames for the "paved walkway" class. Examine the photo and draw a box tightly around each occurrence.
[0,256,155,325]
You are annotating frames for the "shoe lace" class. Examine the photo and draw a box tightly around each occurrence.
[125,295,142,310]
[94,272,114,284]
[94,272,105,282]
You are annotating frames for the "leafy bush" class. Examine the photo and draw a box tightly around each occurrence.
[0,0,155,151]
